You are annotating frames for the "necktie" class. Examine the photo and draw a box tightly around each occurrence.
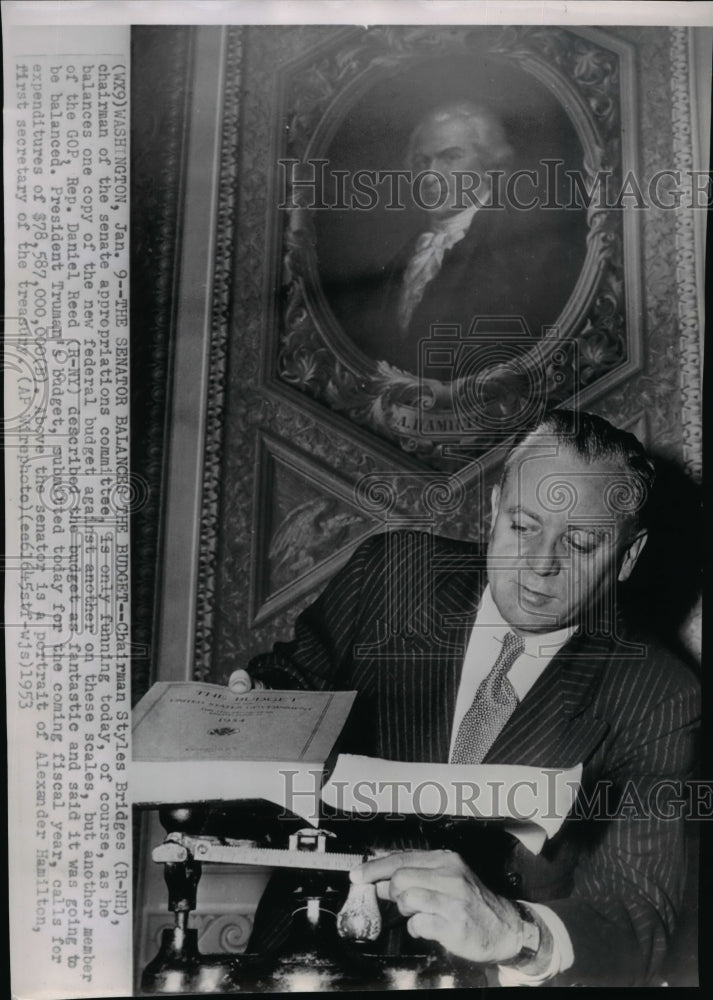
[450,631,524,764]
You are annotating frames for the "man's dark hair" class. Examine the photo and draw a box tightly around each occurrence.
[501,409,656,531]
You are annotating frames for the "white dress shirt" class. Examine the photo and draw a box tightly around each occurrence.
[449,586,576,985]
[449,586,574,760]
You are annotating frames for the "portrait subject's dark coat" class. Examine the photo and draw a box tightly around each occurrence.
[348,206,584,372]
[249,530,700,986]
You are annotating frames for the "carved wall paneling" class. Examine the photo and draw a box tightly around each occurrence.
[250,432,381,623]
[669,26,704,481]
[130,25,194,704]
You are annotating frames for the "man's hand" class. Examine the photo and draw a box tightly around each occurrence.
[350,849,528,966]
[227,669,265,694]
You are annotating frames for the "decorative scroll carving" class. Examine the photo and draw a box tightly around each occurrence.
[145,911,254,957]
[669,26,703,482]
[192,27,245,680]
[591,29,682,458]
[665,27,702,662]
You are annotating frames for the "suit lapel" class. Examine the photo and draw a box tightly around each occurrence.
[371,539,613,769]
[484,630,611,769]
[379,551,486,763]
[426,559,487,760]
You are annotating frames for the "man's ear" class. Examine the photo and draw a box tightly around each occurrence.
[490,484,501,528]
[618,529,648,582]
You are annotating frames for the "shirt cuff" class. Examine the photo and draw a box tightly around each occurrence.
[497,902,574,987]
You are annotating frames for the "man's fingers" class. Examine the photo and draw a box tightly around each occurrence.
[406,911,450,944]
[390,867,472,901]
[376,870,453,914]
[228,669,253,693]
[351,849,460,885]
[375,880,392,901]
[390,885,450,918]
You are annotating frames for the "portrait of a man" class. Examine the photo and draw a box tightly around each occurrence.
[311,49,590,375]
[331,101,584,370]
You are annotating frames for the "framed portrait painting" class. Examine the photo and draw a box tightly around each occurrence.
[270,25,642,468]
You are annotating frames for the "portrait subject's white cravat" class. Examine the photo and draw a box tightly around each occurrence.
[397,205,478,332]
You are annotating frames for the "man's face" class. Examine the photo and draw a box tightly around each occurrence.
[486,446,647,634]
[409,117,484,218]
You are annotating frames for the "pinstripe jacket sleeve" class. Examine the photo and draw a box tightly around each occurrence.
[248,530,700,985]
[541,654,700,985]
[248,532,388,692]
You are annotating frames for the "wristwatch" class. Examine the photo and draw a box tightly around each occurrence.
[507,900,541,966]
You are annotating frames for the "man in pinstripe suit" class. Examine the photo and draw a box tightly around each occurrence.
[230,410,700,986]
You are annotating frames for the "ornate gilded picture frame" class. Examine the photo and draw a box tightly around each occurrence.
[268,25,642,469]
